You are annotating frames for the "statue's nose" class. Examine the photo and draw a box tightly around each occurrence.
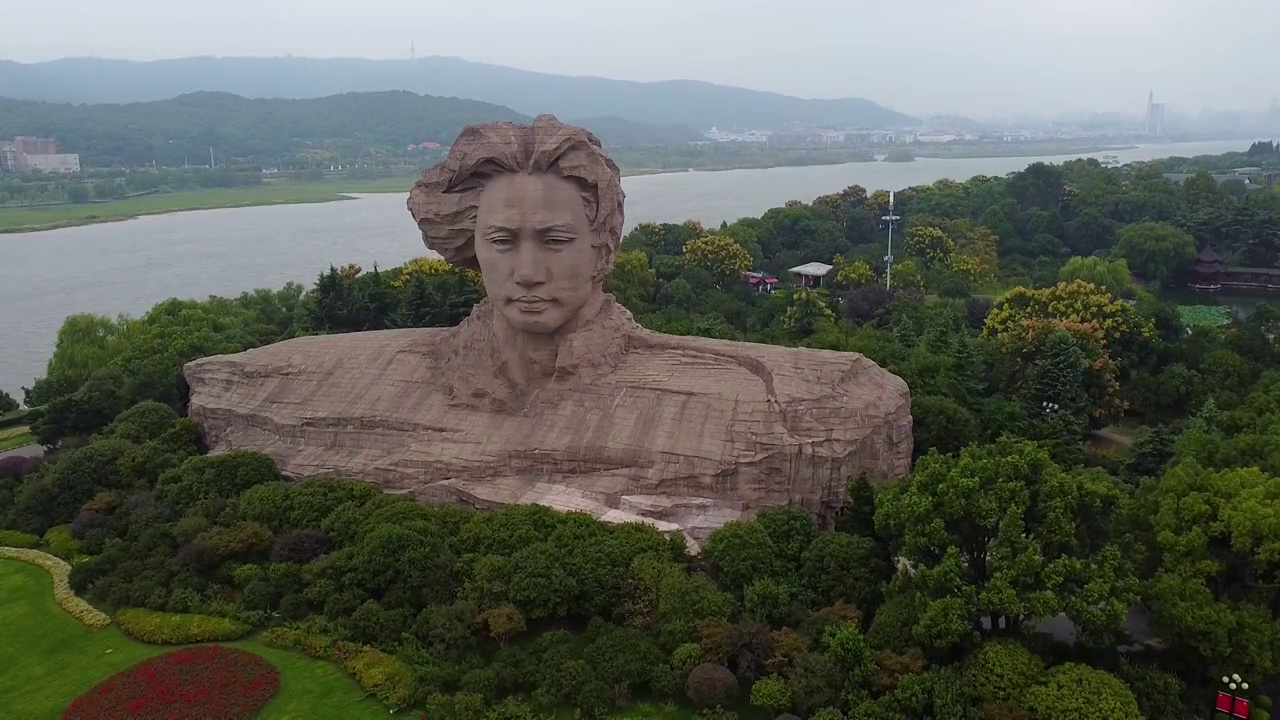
[513,244,547,286]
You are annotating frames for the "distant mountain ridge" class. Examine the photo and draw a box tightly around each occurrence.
[0,55,919,130]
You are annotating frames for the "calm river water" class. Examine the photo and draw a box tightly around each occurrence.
[0,140,1249,397]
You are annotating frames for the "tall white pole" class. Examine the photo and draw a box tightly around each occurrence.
[884,190,896,290]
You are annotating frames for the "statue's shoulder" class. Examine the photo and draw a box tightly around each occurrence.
[184,327,453,379]
[626,328,908,402]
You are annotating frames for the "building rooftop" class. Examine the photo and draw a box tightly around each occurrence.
[788,262,834,277]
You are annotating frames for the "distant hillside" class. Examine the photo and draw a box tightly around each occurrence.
[0,91,696,167]
[0,56,919,130]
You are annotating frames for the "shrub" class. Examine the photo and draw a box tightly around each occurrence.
[810,708,844,720]
[966,639,1043,703]
[62,645,279,720]
[342,646,415,710]
[1116,660,1192,720]
[259,625,339,660]
[0,454,41,479]
[0,547,109,628]
[1249,710,1270,720]
[1023,663,1139,720]
[687,663,738,709]
[1259,696,1274,711]
[116,607,251,644]
[42,524,80,560]
[0,529,40,548]
[673,642,703,672]
[695,710,739,720]
[750,675,793,715]
[104,401,179,442]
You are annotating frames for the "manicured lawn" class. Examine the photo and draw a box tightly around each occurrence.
[0,559,743,719]
[0,425,36,452]
[0,560,388,719]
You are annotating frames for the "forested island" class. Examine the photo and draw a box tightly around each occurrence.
[2,148,1280,719]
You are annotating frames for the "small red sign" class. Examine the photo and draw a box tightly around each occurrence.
[1233,697,1251,718]
[1216,692,1233,712]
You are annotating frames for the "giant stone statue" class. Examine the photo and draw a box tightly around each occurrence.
[184,116,912,548]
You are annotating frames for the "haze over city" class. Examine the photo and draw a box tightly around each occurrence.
[4,0,1278,118]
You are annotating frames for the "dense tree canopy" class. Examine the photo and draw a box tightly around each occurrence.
[6,147,1280,719]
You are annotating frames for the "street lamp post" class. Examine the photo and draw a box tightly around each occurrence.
[881,190,902,290]
[1213,673,1251,719]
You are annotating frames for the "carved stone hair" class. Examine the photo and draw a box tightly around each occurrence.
[407,115,625,280]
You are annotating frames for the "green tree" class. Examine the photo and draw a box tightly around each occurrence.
[782,288,836,337]
[583,624,663,705]
[67,184,91,204]
[1115,221,1196,285]
[1057,256,1133,297]
[910,395,979,458]
[799,533,887,611]
[875,438,1138,648]
[703,521,784,593]
[755,505,819,569]
[0,389,18,414]
[823,622,876,687]
[605,249,657,311]
[743,578,791,625]
[1137,460,1280,677]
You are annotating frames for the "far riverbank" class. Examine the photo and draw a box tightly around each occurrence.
[0,141,1141,234]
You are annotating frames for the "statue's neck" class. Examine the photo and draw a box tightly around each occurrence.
[493,291,605,385]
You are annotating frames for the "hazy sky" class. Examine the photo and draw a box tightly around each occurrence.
[5,0,1277,117]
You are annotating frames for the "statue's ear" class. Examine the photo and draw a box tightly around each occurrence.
[593,238,617,283]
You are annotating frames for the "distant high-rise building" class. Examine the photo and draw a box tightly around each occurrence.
[14,136,58,156]
[1144,91,1166,137]
[0,141,17,172]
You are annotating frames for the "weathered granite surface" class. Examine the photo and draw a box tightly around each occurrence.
[183,115,912,548]
[186,299,911,547]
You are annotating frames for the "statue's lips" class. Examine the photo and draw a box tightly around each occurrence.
[512,297,551,312]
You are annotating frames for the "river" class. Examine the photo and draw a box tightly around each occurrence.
[0,139,1251,398]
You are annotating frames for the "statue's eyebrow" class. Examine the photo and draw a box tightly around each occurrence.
[539,223,578,235]
[482,223,579,236]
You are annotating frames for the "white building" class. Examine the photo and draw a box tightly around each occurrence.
[22,153,81,174]
[788,262,834,288]
[704,127,770,143]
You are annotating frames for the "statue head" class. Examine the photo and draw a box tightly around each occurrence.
[408,115,625,335]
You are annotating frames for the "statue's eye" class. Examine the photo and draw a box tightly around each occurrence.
[545,236,574,247]
[489,235,515,248]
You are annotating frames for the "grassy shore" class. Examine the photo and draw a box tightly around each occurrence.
[0,140,1137,234]
[0,178,416,234]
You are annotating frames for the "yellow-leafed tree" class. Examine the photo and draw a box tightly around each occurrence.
[683,234,753,285]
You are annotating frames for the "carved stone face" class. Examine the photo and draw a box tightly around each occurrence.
[475,172,602,334]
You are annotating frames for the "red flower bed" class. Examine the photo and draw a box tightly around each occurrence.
[63,645,280,720]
